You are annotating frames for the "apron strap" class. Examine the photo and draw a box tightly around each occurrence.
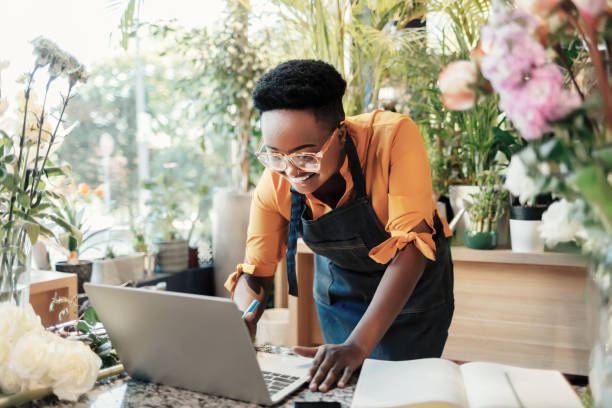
[286,187,304,296]
[344,134,366,198]
[285,131,366,297]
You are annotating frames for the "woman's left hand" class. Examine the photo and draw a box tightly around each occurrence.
[292,342,366,392]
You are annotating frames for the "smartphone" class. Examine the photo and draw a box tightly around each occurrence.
[293,402,342,408]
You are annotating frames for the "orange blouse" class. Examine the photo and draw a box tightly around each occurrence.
[225,110,452,293]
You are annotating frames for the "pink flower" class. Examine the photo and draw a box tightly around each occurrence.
[498,64,581,140]
[515,0,561,18]
[480,7,581,140]
[572,0,605,20]
[438,61,478,111]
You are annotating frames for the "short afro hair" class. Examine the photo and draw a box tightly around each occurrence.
[252,59,347,130]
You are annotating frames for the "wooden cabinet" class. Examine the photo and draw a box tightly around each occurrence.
[29,270,78,327]
[277,240,589,375]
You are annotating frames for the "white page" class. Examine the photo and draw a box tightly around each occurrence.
[351,358,469,408]
[460,362,582,408]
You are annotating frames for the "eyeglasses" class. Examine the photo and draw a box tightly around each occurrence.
[254,123,343,173]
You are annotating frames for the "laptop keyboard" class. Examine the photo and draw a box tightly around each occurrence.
[262,371,300,395]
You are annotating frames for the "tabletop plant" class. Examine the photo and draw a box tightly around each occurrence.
[0,37,87,305]
[464,169,509,249]
[48,179,108,264]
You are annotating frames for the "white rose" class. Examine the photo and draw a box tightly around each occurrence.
[48,338,101,401]
[538,199,582,246]
[0,337,11,366]
[504,155,537,205]
[0,302,22,340]
[537,162,551,176]
[19,304,44,334]
[0,367,22,394]
[0,98,8,116]
[9,331,50,383]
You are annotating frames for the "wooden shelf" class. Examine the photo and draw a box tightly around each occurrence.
[297,238,587,268]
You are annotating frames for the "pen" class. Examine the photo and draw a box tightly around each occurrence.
[241,299,260,319]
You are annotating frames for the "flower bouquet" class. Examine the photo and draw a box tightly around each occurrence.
[0,37,87,305]
[439,1,611,403]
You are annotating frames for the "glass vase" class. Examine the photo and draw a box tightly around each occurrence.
[0,237,32,306]
[587,258,612,406]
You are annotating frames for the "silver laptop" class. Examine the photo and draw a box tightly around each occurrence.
[84,283,312,405]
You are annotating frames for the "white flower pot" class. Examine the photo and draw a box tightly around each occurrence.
[256,308,290,347]
[509,206,547,253]
[211,189,252,298]
[509,220,545,253]
[155,239,188,273]
[91,253,147,285]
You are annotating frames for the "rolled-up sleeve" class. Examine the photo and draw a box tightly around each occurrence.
[369,118,437,264]
[224,170,289,294]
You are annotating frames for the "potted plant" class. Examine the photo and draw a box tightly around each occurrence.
[0,38,87,306]
[463,170,509,250]
[143,171,188,273]
[51,180,109,293]
[91,245,147,286]
[505,157,553,252]
[429,3,521,246]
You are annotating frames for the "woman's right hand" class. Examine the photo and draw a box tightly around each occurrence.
[232,273,274,339]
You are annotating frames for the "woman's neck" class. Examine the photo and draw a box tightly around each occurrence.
[312,172,346,209]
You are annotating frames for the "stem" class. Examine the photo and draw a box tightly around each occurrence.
[553,42,585,101]
[29,78,53,201]
[583,17,612,138]
[31,84,73,196]
[5,67,37,247]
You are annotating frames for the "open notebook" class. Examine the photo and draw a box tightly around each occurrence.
[351,358,582,408]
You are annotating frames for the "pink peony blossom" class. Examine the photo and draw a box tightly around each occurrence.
[572,0,606,20]
[438,61,478,111]
[480,7,581,140]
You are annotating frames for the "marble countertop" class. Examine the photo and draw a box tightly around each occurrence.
[25,370,356,408]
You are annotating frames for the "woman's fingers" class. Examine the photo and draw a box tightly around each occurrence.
[304,346,325,381]
[292,345,319,358]
[242,312,257,338]
[319,363,344,392]
[310,353,335,391]
[337,366,354,388]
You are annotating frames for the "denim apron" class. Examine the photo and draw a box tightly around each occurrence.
[285,134,454,360]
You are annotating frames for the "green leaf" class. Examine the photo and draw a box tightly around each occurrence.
[571,165,612,232]
[83,306,99,325]
[3,175,16,191]
[24,222,40,245]
[17,193,29,208]
[77,321,90,333]
[594,145,612,168]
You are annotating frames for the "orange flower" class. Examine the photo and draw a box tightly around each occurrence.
[77,183,90,195]
[92,185,104,197]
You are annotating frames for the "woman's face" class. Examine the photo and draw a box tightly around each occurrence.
[260,109,344,195]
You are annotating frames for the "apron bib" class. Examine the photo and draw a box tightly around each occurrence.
[285,133,454,360]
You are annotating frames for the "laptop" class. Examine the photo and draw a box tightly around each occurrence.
[84,283,312,405]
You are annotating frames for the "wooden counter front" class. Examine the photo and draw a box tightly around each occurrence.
[29,270,78,327]
[275,240,589,375]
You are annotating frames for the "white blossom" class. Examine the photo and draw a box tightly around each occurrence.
[504,155,537,204]
[538,199,582,246]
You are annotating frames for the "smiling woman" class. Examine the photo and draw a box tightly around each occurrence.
[227,59,455,393]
